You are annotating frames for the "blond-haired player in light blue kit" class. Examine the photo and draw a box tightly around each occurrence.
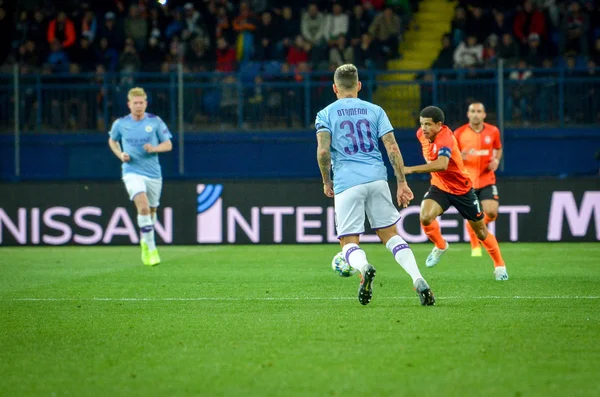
[108,87,173,266]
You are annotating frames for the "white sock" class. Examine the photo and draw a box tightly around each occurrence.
[386,235,423,283]
[151,212,157,225]
[137,214,156,251]
[342,243,369,273]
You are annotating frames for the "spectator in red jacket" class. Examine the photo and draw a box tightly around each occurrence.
[287,35,310,65]
[47,11,76,50]
[362,0,385,11]
[513,0,546,47]
[216,37,236,72]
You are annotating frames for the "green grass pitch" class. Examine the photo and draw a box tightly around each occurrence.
[1,243,599,397]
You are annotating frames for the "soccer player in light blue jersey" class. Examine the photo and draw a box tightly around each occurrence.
[108,87,173,266]
[315,64,435,306]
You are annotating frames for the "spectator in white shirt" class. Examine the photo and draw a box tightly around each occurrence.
[324,3,349,45]
[453,35,483,68]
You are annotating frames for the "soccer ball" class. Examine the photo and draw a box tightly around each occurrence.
[331,252,357,277]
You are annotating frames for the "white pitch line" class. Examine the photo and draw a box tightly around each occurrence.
[3,296,600,302]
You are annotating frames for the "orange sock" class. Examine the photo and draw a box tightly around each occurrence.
[465,222,479,249]
[484,213,495,224]
[480,232,505,267]
[421,220,446,249]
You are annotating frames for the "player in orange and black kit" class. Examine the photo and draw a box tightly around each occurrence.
[454,102,502,257]
[404,106,508,281]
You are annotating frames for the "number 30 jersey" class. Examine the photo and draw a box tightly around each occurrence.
[315,98,394,194]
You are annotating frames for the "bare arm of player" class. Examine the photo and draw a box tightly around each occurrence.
[108,138,130,162]
[144,139,173,153]
[381,133,408,184]
[489,148,503,171]
[381,132,413,207]
[316,131,334,198]
[404,156,450,174]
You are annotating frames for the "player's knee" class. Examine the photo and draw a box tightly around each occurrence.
[375,226,397,245]
[339,235,359,247]
[420,213,436,226]
[138,206,151,216]
[486,210,498,222]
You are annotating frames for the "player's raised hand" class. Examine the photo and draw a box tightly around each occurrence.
[397,182,414,208]
[323,181,334,198]
[143,144,155,153]
[120,152,131,162]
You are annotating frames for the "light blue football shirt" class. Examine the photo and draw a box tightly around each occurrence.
[315,98,394,194]
[109,113,172,178]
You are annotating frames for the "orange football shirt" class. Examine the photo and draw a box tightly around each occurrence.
[454,123,502,189]
[416,125,473,195]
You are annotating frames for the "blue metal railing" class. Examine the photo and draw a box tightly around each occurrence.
[1,67,600,133]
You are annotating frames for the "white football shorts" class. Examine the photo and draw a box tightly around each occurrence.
[122,173,163,208]
[334,180,400,237]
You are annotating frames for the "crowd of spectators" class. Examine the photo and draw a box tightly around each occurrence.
[431,0,600,71]
[0,0,417,130]
[426,0,600,125]
[1,0,416,76]
[0,0,599,130]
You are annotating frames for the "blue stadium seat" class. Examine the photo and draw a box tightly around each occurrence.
[555,56,566,69]
[239,61,262,82]
[549,31,561,55]
[550,31,561,47]
[203,90,221,116]
[263,61,283,78]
